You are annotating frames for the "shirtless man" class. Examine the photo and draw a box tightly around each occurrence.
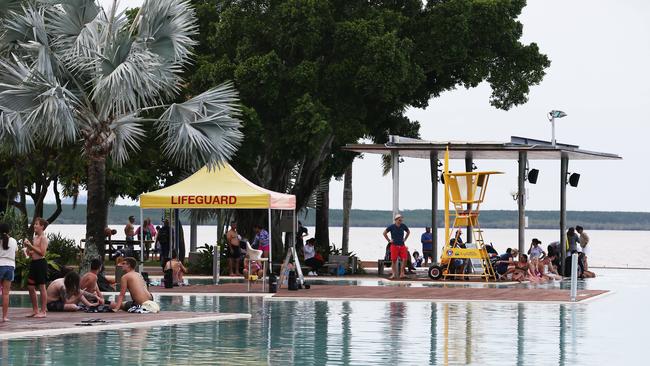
[110,257,153,312]
[24,217,49,318]
[124,216,136,241]
[46,272,98,311]
[226,222,241,276]
[163,250,187,285]
[80,258,105,304]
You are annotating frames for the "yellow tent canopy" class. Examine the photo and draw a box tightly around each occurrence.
[139,163,296,209]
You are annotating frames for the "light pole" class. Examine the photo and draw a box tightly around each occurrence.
[548,110,567,146]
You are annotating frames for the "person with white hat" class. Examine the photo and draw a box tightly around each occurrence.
[382,214,411,279]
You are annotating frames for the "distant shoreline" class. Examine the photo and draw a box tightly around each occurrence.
[21,204,650,231]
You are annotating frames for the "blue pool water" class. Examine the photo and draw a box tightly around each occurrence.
[1,268,647,365]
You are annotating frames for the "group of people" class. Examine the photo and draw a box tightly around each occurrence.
[225,221,271,277]
[0,217,157,322]
[382,213,596,282]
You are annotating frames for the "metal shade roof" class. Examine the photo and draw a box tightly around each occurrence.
[342,136,622,161]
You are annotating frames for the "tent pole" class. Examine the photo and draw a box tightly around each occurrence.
[268,208,272,274]
[139,209,144,273]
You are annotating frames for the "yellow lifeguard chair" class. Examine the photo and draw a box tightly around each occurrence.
[428,150,502,281]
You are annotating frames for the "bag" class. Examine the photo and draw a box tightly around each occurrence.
[288,270,298,291]
[314,253,323,262]
[337,264,346,276]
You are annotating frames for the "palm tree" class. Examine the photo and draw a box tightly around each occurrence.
[0,0,242,269]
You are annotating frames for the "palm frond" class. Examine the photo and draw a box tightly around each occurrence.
[25,82,79,146]
[2,5,56,81]
[381,153,392,176]
[157,82,243,169]
[0,109,33,155]
[108,113,146,165]
[45,0,102,62]
[0,0,22,18]
[91,31,182,119]
[136,0,197,63]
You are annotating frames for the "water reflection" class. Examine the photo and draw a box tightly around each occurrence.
[0,294,591,365]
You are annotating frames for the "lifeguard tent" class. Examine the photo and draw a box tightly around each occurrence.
[138,163,296,278]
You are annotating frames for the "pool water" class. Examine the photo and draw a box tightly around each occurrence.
[1,268,646,365]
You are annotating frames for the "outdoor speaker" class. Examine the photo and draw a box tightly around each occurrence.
[528,169,539,184]
[569,173,580,187]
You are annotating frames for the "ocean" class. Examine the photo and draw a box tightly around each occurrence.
[46,224,650,268]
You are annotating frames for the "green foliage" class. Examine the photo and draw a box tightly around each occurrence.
[47,232,79,265]
[327,243,363,274]
[187,243,229,275]
[0,0,243,265]
[14,248,60,289]
[0,207,28,240]
[186,0,550,239]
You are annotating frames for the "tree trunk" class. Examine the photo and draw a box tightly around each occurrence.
[82,156,108,274]
[342,163,352,254]
[315,176,330,259]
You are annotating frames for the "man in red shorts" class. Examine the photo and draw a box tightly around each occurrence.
[382,214,411,279]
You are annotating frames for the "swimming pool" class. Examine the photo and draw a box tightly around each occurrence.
[1,268,645,365]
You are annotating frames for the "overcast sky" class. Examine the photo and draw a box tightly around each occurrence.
[100,0,649,212]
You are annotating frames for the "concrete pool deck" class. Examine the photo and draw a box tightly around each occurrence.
[0,308,251,340]
[272,285,608,303]
[145,281,607,303]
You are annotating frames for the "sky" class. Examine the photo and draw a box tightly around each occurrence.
[95,0,649,212]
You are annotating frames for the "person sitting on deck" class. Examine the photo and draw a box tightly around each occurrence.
[579,253,596,278]
[46,272,99,312]
[303,238,323,276]
[539,254,562,281]
[448,230,467,277]
[243,257,264,279]
[527,258,546,283]
[111,257,155,312]
[164,250,187,286]
[412,251,423,268]
[80,258,105,304]
[495,248,518,277]
[501,254,529,282]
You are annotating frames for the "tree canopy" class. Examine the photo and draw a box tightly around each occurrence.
[187,0,550,213]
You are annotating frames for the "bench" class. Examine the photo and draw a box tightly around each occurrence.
[79,239,154,260]
[324,255,354,276]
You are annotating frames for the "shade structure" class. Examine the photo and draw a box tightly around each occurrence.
[139,163,295,210]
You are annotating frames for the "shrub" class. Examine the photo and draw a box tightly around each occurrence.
[188,243,229,275]
[0,208,28,241]
[47,232,80,265]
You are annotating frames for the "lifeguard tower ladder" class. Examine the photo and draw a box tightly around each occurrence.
[428,150,502,281]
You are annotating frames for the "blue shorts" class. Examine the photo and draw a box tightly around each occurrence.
[0,266,15,282]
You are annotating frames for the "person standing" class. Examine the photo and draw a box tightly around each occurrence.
[576,225,590,271]
[252,224,270,258]
[124,216,136,241]
[156,219,171,268]
[382,214,410,280]
[136,218,157,241]
[420,227,433,266]
[527,238,546,259]
[226,222,241,276]
[296,221,308,254]
[0,223,17,322]
[23,217,49,318]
